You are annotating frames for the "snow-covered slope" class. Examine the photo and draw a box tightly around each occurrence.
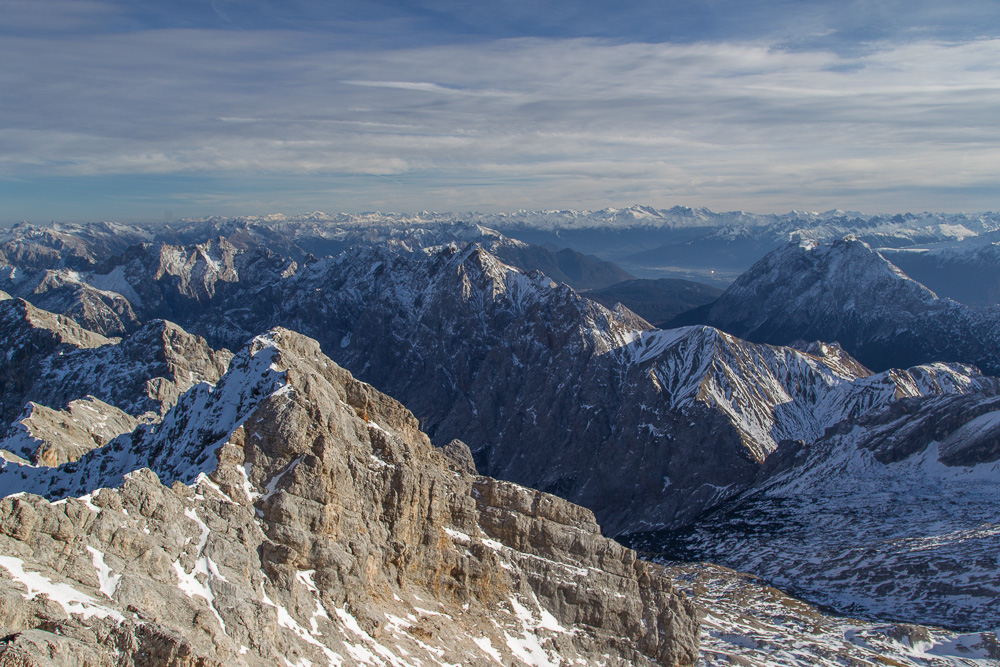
[677,236,1000,375]
[0,331,286,498]
[629,389,1000,631]
[666,561,1000,667]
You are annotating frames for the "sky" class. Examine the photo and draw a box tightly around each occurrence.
[2,0,1000,223]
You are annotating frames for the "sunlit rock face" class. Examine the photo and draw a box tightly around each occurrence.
[0,328,699,667]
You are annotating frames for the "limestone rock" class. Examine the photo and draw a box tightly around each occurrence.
[0,397,140,466]
[0,328,699,666]
[440,439,477,475]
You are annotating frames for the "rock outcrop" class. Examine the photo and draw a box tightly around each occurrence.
[0,265,142,336]
[0,328,700,666]
[0,396,140,466]
[0,297,231,424]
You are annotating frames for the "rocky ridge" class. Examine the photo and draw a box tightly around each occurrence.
[3,241,997,536]
[0,327,699,666]
[673,236,1000,375]
[0,297,231,426]
[0,397,140,467]
[0,264,142,336]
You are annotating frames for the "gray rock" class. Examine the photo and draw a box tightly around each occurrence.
[0,328,699,666]
[440,439,477,475]
[0,299,231,425]
[0,397,139,466]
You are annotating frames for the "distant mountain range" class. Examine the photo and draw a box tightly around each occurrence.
[8,206,1000,292]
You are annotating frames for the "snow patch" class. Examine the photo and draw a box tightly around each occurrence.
[0,555,124,622]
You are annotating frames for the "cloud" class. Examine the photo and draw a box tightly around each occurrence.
[341,80,513,97]
[2,18,1000,217]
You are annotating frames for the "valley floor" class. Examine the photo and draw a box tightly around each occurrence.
[665,562,999,667]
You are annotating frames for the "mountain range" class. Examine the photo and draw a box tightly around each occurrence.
[1,212,999,665]
[8,205,1000,293]
[671,236,1000,375]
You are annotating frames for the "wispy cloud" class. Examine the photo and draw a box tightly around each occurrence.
[341,80,512,97]
[2,0,1000,220]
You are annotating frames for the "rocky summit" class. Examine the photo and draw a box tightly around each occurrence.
[0,328,699,666]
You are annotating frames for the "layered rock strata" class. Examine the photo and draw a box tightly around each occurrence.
[0,328,699,666]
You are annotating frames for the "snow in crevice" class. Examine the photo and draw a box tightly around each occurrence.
[335,606,415,667]
[260,582,344,667]
[172,507,227,633]
[86,546,120,599]
[261,456,303,501]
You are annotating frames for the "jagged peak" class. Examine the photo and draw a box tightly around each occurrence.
[0,328,291,499]
[120,318,215,355]
[1,296,115,349]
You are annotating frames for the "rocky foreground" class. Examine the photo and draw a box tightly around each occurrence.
[0,328,699,666]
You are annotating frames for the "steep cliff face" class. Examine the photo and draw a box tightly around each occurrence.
[0,328,699,666]
[1,297,115,426]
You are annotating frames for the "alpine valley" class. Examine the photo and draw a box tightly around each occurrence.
[0,208,998,666]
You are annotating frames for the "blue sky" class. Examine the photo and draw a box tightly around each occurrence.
[2,0,1000,222]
